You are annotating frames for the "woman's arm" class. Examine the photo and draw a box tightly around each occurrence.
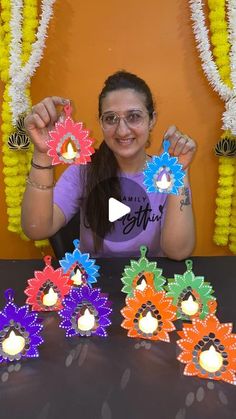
[21,150,66,240]
[21,97,69,240]
[160,171,195,260]
[160,126,196,260]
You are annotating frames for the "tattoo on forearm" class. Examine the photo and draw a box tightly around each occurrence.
[180,187,190,211]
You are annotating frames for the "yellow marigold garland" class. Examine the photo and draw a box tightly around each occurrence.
[213,137,236,246]
[229,174,236,253]
[0,0,50,250]
[207,0,236,250]
[0,1,18,235]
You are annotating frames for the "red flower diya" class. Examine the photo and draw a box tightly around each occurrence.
[46,103,95,165]
[25,256,71,311]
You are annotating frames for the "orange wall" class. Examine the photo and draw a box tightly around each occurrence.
[0,0,232,258]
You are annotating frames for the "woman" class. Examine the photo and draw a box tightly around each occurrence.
[22,71,196,259]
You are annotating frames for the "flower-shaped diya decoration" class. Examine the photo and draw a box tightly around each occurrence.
[121,245,165,297]
[25,256,71,311]
[0,289,43,362]
[143,140,185,195]
[166,260,217,321]
[121,286,176,341]
[59,239,100,287]
[46,103,95,165]
[177,314,236,385]
[59,285,112,337]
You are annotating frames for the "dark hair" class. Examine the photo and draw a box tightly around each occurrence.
[84,70,155,252]
[98,71,155,118]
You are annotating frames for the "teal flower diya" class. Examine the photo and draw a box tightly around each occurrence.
[143,140,185,195]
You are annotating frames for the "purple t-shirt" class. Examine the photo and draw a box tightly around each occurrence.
[53,165,168,257]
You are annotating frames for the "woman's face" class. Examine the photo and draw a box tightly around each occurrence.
[100,88,156,160]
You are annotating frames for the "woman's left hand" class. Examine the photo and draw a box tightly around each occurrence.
[162,125,197,170]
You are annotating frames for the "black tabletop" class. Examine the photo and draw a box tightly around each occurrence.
[0,256,235,419]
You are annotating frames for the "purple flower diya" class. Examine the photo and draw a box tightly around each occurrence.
[0,289,43,362]
[59,285,112,337]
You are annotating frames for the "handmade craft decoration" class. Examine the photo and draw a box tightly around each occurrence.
[121,286,176,341]
[121,245,165,297]
[0,0,55,247]
[177,314,236,385]
[0,289,43,363]
[59,285,112,337]
[215,137,236,157]
[8,115,30,151]
[25,256,71,311]
[166,260,217,320]
[189,0,236,253]
[143,140,185,195]
[46,103,95,165]
[59,239,100,287]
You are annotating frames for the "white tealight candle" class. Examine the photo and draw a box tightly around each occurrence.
[77,308,95,331]
[199,345,223,373]
[155,173,172,190]
[2,330,25,356]
[61,142,77,160]
[43,287,58,307]
[139,311,158,334]
[71,269,82,285]
[136,278,147,291]
[181,295,199,316]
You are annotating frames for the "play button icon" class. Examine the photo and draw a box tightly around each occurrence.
[86,176,153,243]
[108,198,131,222]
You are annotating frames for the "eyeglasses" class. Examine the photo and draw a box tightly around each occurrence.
[100,110,149,131]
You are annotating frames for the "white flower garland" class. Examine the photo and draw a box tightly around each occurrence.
[223,0,236,133]
[189,0,236,134]
[228,0,236,88]
[189,0,232,101]
[9,0,56,125]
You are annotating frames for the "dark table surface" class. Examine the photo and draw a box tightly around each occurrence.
[0,256,235,419]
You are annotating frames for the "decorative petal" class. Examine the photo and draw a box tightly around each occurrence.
[27,325,43,335]
[157,330,170,342]
[178,351,193,363]
[31,335,44,346]
[60,319,72,328]
[96,327,108,337]
[66,328,77,337]
[183,363,197,376]
[221,370,236,385]
[17,305,29,319]
[4,303,17,319]
[98,307,112,316]
[128,328,137,337]
[99,317,111,327]
[26,346,39,358]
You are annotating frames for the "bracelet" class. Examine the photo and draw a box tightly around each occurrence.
[31,159,53,170]
[26,176,55,190]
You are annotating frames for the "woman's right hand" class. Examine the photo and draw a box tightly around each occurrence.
[24,96,70,154]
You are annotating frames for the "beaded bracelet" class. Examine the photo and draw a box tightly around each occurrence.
[26,176,55,190]
[31,159,53,170]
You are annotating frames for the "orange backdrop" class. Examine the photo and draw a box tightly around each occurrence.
[0,0,232,258]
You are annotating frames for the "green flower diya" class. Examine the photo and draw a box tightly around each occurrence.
[166,260,217,320]
[121,246,166,297]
